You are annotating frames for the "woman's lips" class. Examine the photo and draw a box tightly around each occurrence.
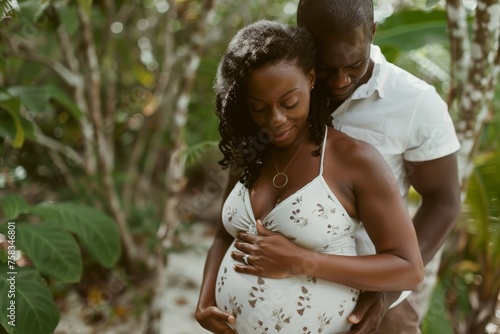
[272,128,291,143]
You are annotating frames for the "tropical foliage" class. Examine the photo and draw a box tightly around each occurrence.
[0,194,121,333]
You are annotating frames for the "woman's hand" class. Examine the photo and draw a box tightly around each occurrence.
[195,305,236,334]
[231,220,303,278]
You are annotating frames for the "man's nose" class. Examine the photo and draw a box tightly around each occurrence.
[327,69,351,88]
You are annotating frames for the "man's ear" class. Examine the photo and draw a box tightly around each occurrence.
[371,22,378,40]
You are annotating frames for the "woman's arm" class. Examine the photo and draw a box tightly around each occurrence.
[195,168,240,333]
[233,139,424,292]
[293,140,424,291]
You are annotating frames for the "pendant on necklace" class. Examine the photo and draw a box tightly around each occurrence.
[271,134,308,189]
[272,172,288,188]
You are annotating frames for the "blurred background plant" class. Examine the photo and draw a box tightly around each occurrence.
[0,0,499,333]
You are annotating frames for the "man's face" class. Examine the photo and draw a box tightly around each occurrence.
[315,27,373,102]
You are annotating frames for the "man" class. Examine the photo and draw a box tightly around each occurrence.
[296,0,461,332]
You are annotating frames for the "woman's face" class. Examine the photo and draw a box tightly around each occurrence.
[245,61,315,148]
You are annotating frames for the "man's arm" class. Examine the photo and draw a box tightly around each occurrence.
[342,153,461,333]
[406,153,461,265]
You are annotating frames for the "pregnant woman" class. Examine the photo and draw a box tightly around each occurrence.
[196,20,423,334]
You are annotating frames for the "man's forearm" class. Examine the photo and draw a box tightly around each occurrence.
[412,197,460,265]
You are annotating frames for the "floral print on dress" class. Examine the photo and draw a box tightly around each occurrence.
[338,299,347,317]
[316,312,333,333]
[249,277,269,308]
[327,224,340,235]
[298,327,312,334]
[290,208,309,227]
[313,203,336,219]
[271,307,292,332]
[350,289,360,303]
[226,295,243,318]
[225,207,238,222]
[263,219,274,228]
[248,222,257,235]
[253,320,270,334]
[217,267,228,293]
[296,286,312,316]
[292,196,303,206]
[305,276,317,284]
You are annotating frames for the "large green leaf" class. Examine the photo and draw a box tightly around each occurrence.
[0,88,38,145]
[0,94,24,147]
[3,223,83,283]
[0,264,60,334]
[0,112,36,146]
[30,203,121,268]
[375,9,449,52]
[0,91,21,111]
[7,86,83,119]
[0,194,30,221]
[55,4,79,36]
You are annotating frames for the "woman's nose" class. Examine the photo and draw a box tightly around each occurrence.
[270,108,286,127]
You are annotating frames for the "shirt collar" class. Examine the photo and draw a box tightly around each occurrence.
[351,44,389,100]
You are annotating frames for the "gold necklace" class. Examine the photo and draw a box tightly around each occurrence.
[271,136,308,189]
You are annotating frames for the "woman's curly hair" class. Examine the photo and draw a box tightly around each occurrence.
[215,20,332,188]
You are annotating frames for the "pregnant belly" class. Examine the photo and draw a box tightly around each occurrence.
[215,244,359,334]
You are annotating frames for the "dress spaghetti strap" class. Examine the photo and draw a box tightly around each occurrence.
[319,125,328,176]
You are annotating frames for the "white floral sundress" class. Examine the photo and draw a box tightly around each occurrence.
[216,128,361,334]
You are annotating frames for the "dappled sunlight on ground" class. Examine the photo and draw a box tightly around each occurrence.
[163,222,215,334]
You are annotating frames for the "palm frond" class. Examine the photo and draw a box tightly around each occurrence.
[464,148,500,268]
[0,0,17,20]
[179,140,219,168]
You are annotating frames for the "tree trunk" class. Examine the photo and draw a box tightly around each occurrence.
[445,0,500,332]
[145,1,217,333]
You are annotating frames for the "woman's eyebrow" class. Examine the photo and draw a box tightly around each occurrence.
[247,88,300,102]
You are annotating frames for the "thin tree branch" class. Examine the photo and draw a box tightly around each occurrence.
[6,42,81,88]
[55,22,97,176]
[56,24,81,73]
[123,0,178,210]
[33,129,83,166]
[78,4,139,264]
[29,122,80,193]
[146,1,218,332]
[141,1,180,180]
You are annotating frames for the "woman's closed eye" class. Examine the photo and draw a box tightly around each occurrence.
[249,104,267,113]
[282,100,299,109]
